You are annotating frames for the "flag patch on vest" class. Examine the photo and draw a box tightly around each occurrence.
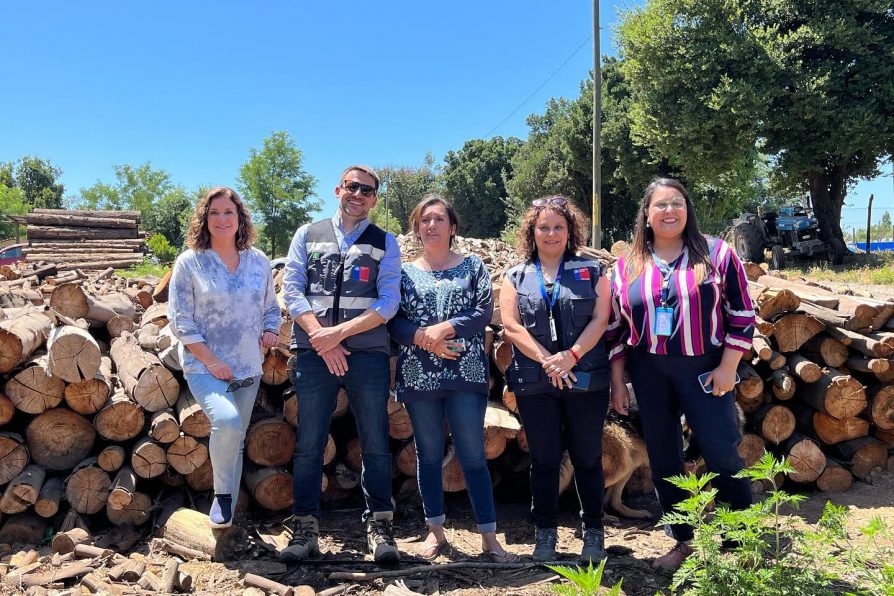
[352,266,370,282]
[573,268,590,281]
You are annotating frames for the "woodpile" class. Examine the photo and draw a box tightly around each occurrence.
[5,209,149,271]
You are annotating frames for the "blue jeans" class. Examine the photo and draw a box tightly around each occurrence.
[183,373,260,500]
[290,349,393,520]
[405,391,497,533]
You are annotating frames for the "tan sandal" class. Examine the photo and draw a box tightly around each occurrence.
[482,549,520,563]
[419,539,448,562]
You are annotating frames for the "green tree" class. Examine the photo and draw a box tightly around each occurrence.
[0,162,14,188]
[149,187,195,249]
[376,153,442,234]
[442,137,523,238]
[237,131,320,258]
[368,202,402,235]
[618,0,894,250]
[0,184,28,240]
[78,163,173,215]
[14,156,64,209]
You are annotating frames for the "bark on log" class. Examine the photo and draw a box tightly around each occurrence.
[816,460,854,492]
[770,369,796,401]
[243,466,294,511]
[34,476,63,518]
[261,347,290,386]
[752,334,773,361]
[866,384,894,430]
[827,328,894,358]
[396,442,417,477]
[107,466,137,511]
[96,445,126,472]
[0,432,30,485]
[106,314,135,338]
[0,464,46,514]
[93,387,145,441]
[106,490,151,526]
[26,225,141,240]
[26,408,95,470]
[49,283,135,325]
[0,311,53,373]
[846,356,890,374]
[51,528,92,555]
[64,356,112,415]
[753,287,800,320]
[753,404,796,445]
[245,418,296,467]
[5,355,65,414]
[65,457,111,514]
[799,368,867,420]
[483,403,521,460]
[0,512,47,545]
[157,507,248,561]
[388,399,413,440]
[782,433,826,483]
[175,387,211,437]
[131,437,168,479]
[826,437,888,480]
[802,335,849,368]
[149,408,181,443]
[772,313,824,353]
[111,332,179,411]
[787,354,823,383]
[441,445,466,492]
[166,435,209,475]
[31,208,141,222]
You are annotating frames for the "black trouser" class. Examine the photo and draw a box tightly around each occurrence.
[515,387,610,530]
[627,349,752,542]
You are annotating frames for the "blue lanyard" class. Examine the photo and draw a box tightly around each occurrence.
[650,250,676,307]
[535,256,564,311]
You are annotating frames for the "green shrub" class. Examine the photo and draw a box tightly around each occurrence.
[547,559,622,596]
[147,233,178,263]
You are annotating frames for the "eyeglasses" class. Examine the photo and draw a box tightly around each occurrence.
[342,181,376,197]
[650,198,687,212]
[226,378,255,393]
[532,197,567,208]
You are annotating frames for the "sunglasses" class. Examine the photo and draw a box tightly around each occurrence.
[532,197,568,208]
[226,378,255,393]
[342,181,376,197]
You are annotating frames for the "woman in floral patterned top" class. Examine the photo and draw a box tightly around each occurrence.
[389,195,517,563]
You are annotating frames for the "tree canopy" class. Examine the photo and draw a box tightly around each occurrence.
[374,153,442,234]
[7,156,65,209]
[237,131,319,258]
[618,0,894,244]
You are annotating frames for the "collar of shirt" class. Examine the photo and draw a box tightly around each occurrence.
[331,211,370,253]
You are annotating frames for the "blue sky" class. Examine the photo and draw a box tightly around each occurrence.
[1,1,890,233]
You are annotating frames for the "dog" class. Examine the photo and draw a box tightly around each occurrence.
[602,418,652,519]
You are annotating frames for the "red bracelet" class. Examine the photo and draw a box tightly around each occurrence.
[568,348,581,363]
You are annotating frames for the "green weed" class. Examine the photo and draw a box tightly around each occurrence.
[115,259,170,279]
[547,559,622,596]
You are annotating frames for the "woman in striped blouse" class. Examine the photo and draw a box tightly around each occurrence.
[607,178,755,571]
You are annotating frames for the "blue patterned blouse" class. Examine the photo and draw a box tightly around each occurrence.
[169,247,281,379]
[388,255,493,402]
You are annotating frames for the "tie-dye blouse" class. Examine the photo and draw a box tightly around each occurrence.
[169,247,281,378]
[606,237,754,361]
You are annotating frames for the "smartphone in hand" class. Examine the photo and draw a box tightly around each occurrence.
[698,371,741,394]
[570,370,591,391]
[446,338,467,352]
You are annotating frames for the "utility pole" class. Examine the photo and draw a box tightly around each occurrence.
[591,0,602,248]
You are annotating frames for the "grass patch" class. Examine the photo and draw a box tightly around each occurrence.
[780,251,894,285]
[115,259,171,279]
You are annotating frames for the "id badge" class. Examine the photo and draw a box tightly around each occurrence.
[654,307,673,337]
[548,315,558,341]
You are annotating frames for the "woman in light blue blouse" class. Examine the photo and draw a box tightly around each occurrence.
[169,186,281,529]
[389,195,517,563]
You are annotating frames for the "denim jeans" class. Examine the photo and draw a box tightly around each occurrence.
[627,349,752,542]
[515,388,610,530]
[183,373,260,500]
[290,349,393,520]
[405,391,497,533]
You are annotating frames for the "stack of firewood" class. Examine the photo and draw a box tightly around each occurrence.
[7,209,148,271]
[721,266,894,492]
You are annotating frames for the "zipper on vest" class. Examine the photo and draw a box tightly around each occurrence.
[332,253,347,325]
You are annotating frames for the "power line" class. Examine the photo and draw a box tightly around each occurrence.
[484,35,593,138]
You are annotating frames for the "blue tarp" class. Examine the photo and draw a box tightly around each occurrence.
[850,241,894,252]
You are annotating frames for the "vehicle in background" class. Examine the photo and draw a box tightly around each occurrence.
[270,257,287,270]
[0,243,27,266]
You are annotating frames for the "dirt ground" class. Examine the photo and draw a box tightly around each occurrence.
[54,467,888,596]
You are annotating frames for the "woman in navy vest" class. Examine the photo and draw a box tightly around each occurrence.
[389,195,518,563]
[499,196,612,564]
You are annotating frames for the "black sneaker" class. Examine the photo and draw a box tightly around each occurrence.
[366,513,399,565]
[532,527,558,562]
[279,515,320,562]
[580,527,607,564]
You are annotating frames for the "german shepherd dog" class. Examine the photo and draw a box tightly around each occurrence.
[602,417,652,519]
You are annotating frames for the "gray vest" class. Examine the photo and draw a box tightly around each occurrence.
[292,219,390,354]
[505,254,610,395]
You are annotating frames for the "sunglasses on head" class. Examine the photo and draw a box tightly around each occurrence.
[226,378,255,393]
[342,181,376,197]
[532,197,568,208]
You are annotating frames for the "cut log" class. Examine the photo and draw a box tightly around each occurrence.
[483,403,521,460]
[0,512,47,545]
[65,457,111,514]
[753,287,800,320]
[0,392,14,425]
[245,418,296,467]
[51,528,92,555]
[49,283,136,325]
[26,408,95,470]
[0,432,30,485]
[64,356,112,415]
[29,208,141,222]
[108,559,146,583]
[772,313,824,353]
[26,225,141,240]
[261,347,290,386]
[111,332,179,411]
[816,460,853,492]
[752,404,795,445]
[387,399,414,440]
[802,335,849,368]
[131,437,168,479]
[5,355,65,414]
[96,445,126,472]
[243,466,293,511]
[494,340,513,374]
[799,368,867,420]
[737,433,766,468]
[754,316,774,337]
[107,466,137,511]
[93,386,145,441]
[781,433,826,483]
[106,314,135,338]
[770,369,796,401]
[149,408,181,443]
[826,437,888,480]
[0,311,53,373]
[827,328,894,358]
[441,445,466,492]
[752,334,773,361]
[343,437,362,472]
[34,476,63,518]
[0,464,46,514]
[334,461,361,490]
[323,434,336,466]
[175,387,211,438]
[846,356,890,375]
[140,302,169,328]
[866,384,894,430]
[396,441,417,477]
[106,490,151,526]
[185,458,213,491]
[787,354,823,383]
[122,286,153,309]
[737,362,764,401]
[157,507,248,561]
[501,386,518,414]
[166,435,209,475]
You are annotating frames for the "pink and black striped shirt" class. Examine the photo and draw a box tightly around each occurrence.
[606,237,754,361]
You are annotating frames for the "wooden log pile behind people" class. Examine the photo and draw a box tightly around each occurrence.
[0,236,891,591]
[4,209,149,271]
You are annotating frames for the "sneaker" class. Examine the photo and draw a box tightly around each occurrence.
[532,527,558,562]
[652,542,693,571]
[279,515,320,562]
[366,512,399,565]
[209,495,232,529]
[580,526,607,564]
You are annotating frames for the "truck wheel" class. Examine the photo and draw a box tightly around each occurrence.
[732,223,764,263]
[770,245,785,270]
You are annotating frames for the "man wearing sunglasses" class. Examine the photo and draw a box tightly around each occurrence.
[281,165,402,564]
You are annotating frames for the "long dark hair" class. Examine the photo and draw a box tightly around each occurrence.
[625,178,712,283]
[186,186,256,250]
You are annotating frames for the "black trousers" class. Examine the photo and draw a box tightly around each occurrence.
[628,349,752,542]
[515,387,610,530]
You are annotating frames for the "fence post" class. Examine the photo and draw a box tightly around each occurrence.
[865,194,873,254]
